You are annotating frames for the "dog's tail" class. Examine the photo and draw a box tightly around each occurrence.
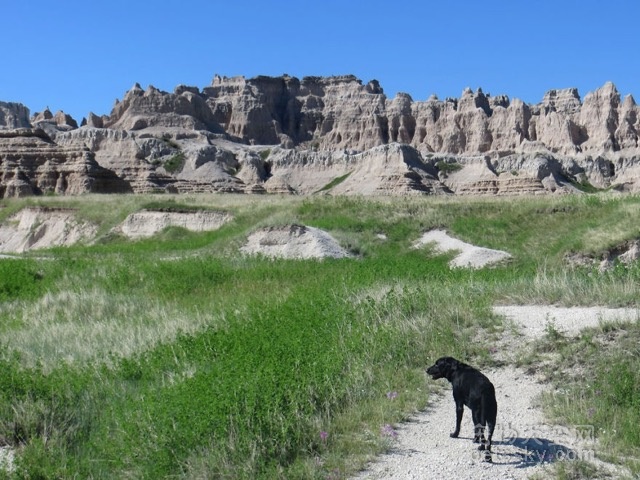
[483,398,497,432]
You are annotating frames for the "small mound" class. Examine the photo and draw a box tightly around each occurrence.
[240,225,351,259]
[414,229,511,268]
[116,210,232,239]
[0,208,97,253]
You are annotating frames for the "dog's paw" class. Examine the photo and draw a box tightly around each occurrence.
[449,432,459,438]
[482,451,493,463]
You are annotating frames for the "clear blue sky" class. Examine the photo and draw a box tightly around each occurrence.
[3,0,639,122]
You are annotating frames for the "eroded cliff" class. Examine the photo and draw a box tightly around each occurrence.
[1,75,638,197]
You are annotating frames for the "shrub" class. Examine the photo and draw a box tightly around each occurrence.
[436,160,462,175]
[163,153,185,174]
[259,149,271,161]
[316,172,352,192]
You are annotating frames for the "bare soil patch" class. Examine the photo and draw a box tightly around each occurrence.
[115,210,232,239]
[240,224,352,259]
[0,207,96,253]
[413,230,512,268]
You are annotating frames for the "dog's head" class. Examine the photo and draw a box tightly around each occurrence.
[426,356,461,381]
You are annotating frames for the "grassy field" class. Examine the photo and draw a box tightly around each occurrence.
[0,193,639,478]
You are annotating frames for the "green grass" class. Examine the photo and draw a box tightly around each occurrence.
[524,319,640,476]
[0,193,638,478]
[315,172,352,193]
[530,459,613,480]
[435,160,462,175]
[259,149,271,161]
[164,152,186,174]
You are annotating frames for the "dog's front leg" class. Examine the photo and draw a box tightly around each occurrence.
[450,402,463,438]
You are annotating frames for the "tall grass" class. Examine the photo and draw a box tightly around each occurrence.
[497,261,640,307]
[0,288,221,369]
[532,320,640,476]
[0,193,638,478]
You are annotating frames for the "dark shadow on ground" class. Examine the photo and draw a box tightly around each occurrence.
[493,437,577,467]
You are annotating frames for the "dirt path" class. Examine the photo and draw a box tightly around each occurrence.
[353,306,638,479]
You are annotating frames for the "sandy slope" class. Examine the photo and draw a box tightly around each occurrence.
[0,208,96,253]
[413,230,512,268]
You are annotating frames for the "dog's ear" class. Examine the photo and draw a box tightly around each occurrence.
[441,357,459,375]
[441,356,456,366]
[448,358,460,371]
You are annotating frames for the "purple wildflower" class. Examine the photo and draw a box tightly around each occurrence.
[381,424,398,438]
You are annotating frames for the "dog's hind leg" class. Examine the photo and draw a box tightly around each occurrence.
[482,398,497,462]
[476,395,496,461]
[482,418,495,462]
[472,409,484,445]
[474,424,486,447]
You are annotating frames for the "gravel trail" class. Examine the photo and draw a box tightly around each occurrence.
[353,305,639,479]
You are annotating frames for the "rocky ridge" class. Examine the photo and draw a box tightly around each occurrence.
[0,75,639,197]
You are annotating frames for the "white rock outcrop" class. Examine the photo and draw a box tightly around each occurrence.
[0,208,97,253]
[115,210,232,239]
[240,225,352,259]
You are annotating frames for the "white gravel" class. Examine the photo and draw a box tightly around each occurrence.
[493,305,639,339]
[240,225,352,259]
[353,305,638,480]
[413,230,512,268]
[0,447,13,474]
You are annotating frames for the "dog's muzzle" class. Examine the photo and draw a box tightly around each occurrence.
[426,367,442,380]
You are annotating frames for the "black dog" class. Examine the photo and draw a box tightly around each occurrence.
[426,356,497,461]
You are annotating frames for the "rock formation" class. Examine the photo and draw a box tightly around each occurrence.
[0,207,97,253]
[240,224,352,259]
[0,128,130,197]
[0,75,639,197]
[261,143,447,195]
[0,102,31,129]
[114,209,232,239]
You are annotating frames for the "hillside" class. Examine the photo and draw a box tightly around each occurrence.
[1,75,639,197]
[0,194,640,478]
